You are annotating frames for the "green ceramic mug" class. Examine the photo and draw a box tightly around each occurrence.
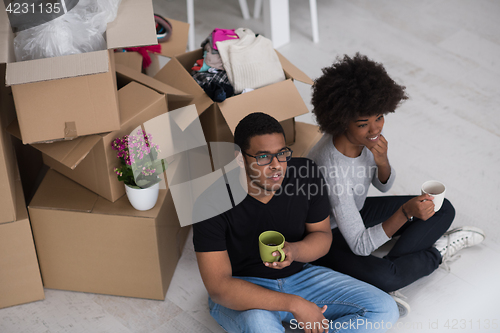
[259,231,285,263]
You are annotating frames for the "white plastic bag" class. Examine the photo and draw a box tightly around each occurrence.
[13,0,122,61]
[73,0,122,34]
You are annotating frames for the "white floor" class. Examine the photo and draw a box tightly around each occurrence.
[2,0,500,332]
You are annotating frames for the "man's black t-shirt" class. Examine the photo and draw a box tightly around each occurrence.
[193,157,331,280]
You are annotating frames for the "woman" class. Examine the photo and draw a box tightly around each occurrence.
[307,53,485,316]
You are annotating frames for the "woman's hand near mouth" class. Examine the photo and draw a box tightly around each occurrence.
[369,134,391,183]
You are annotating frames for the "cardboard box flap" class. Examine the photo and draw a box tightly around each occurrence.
[276,51,314,85]
[116,64,192,101]
[7,119,102,170]
[118,81,165,124]
[154,56,212,115]
[29,169,98,212]
[92,190,168,218]
[6,50,109,86]
[218,79,309,134]
[158,18,189,58]
[155,55,206,97]
[0,2,14,64]
[106,0,157,49]
[113,52,143,72]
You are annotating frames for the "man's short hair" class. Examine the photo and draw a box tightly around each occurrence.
[312,53,408,137]
[234,112,285,152]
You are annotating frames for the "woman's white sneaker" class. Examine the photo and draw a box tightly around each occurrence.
[389,291,410,318]
[434,226,485,261]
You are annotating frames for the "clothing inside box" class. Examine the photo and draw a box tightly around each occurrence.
[190,28,286,102]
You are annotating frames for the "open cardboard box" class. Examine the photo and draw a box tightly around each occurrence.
[0,178,45,309]
[0,0,158,144]
[154,48,314,146]
[28,169,190,300]
[8,79,188,202]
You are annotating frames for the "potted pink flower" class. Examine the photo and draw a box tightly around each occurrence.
[111,129,166,210]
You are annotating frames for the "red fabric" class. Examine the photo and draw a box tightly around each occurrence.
[124,44,162,69]
[191,59,204,71]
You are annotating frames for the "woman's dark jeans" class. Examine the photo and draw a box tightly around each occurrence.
[313,196,455,292]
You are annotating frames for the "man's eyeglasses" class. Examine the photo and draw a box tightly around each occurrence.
[243,148,293,166]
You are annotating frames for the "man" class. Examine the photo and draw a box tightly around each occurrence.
[193,112,398,333]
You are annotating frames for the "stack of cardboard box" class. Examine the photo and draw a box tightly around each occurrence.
[1,0,323,310]
[0,0,195,307]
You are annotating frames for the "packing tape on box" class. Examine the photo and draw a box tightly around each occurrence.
[64,122,78,139]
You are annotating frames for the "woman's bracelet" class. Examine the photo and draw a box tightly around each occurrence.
[401,204,414,222]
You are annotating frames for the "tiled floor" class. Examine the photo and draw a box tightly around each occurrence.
[2,0,499,332]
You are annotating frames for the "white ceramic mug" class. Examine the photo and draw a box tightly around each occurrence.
[421,180,446,212]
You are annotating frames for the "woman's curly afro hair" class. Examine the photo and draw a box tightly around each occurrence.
[311,53,408,137]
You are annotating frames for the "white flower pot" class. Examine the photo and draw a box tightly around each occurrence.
[125,182,160,211]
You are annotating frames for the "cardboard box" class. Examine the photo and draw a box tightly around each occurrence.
[0,179,45,309]
[28,169,190,300]
[9,81,176,202]
[1,0,158,144]
[154,48,314,146]
[0,59,19,222]
[289,122,323,157]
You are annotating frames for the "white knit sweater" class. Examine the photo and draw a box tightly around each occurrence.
[216,28,285,94]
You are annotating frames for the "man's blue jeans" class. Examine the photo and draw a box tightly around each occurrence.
[208,264,399,333]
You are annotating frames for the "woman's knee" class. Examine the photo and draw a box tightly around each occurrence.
[432,198,455,233]
[440,198,456,220]
[368,271,408,293]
